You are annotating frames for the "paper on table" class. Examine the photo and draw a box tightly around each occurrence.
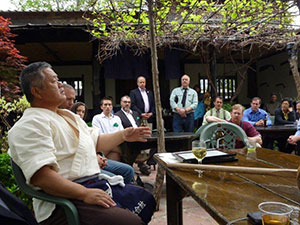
[156,153,181,164]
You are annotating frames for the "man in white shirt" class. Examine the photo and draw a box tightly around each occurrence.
[8,62,152,225]
[92,97,124,161]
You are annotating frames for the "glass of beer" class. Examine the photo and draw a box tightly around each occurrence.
[258,201,293,225]
[192,140,207,164]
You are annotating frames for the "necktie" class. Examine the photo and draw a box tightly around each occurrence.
[181,88,187,107]
[216,110,220,118]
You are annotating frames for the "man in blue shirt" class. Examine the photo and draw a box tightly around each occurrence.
[170,74,198,132]
[242,97,272,126]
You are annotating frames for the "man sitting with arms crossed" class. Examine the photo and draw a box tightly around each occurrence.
[8,62,153,225]
[202,96,231,125]
[206,104,262,147]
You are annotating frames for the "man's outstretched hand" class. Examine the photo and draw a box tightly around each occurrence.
[123,127,152,142]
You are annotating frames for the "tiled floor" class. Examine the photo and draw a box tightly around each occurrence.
[135,165,219,225]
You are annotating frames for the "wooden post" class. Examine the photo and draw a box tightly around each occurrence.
[147,0,166,211]
[209,46,217,100]
[287,42,300,100]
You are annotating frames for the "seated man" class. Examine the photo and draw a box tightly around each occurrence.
[115,95,151,176]
[8,62,154,225]
[92,97,124,161]
[202,96,231,125]
[263,93,280,116]
[287,120,300,155]
[60,90,134,184]
[242,97,272,127]
[206,104,262,147]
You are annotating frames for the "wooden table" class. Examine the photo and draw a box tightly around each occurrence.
[123,132,199,165]
[154,148,300,225]
[256,125,297,149]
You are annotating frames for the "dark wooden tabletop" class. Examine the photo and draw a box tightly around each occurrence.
[256,125,297,134]
[155,148,300,225]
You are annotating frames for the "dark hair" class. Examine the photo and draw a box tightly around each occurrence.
[214,96,223,102]
[19,62,51,103]
[270,93,277,97]
[71,102,88,120]
[281,98,292,107]
[100,97,113,106]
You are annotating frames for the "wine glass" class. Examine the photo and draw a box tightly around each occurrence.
[192,139,207,164]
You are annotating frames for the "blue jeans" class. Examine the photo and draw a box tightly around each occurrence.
[101,159,134,184]
[173,112,194,132]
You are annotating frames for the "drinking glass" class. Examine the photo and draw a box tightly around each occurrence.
[247,141,257,159]
[192,140,207,164]
[258,201,293,225]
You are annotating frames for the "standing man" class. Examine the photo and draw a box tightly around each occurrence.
[130,76,155,126]
[263,93,280,116]
[242,97,272,127]
[92,97,124,161]
[170,74,198,132]
[59,83,75,110]
[202,96,231,125]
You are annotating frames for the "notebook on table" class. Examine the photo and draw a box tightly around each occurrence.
[173,149,238,164]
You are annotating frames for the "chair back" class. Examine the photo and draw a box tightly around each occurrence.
[11,160,80,225]
[200,122,250,149]
[195,124,210,136]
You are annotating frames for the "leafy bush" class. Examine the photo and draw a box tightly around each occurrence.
[223,103,232,112]
[0,95,32,209]
[0,152,32,209]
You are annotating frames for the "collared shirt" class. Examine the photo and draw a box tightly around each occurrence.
[170,87,198,113]
[138,87,150,113]
[8,108,100,222]
[92,112,124,134]
[202,107,231,125]
[121,108,138,128]
[242,108,272,126]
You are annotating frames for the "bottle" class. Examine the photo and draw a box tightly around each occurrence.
[215,129,225,149]
[264,114,267,127]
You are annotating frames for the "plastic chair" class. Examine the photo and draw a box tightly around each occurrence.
[11,160,80,225]
[195,124,210,135]
[200,122,250,149]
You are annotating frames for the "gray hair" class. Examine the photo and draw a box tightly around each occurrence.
[19,62,51,103]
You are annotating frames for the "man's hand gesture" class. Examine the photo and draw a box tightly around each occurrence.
[123,127,151,142]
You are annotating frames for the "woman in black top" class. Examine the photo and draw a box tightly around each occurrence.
[274,98,296,125]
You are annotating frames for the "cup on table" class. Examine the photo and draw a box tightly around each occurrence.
[247,141,257,159]
[258,201,293,225]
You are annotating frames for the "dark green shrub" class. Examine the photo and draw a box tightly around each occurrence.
[0,152,33,210]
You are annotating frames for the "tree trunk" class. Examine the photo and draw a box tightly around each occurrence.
[287,43,300,100]
[147,0,166,211]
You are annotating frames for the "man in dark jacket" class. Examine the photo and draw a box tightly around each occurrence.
[130,76,155,125]
[115,96,151,175]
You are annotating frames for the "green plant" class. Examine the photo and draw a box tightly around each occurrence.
[0,152,32,209]
[223,103,232,112]
[0,96,32,209]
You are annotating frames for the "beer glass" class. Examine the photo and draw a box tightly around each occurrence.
[258,201,293,225]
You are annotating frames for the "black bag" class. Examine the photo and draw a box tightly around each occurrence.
[0,183,38,225]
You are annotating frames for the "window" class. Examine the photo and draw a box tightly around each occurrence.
[199,76,236,100]
[61,78,84,102]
